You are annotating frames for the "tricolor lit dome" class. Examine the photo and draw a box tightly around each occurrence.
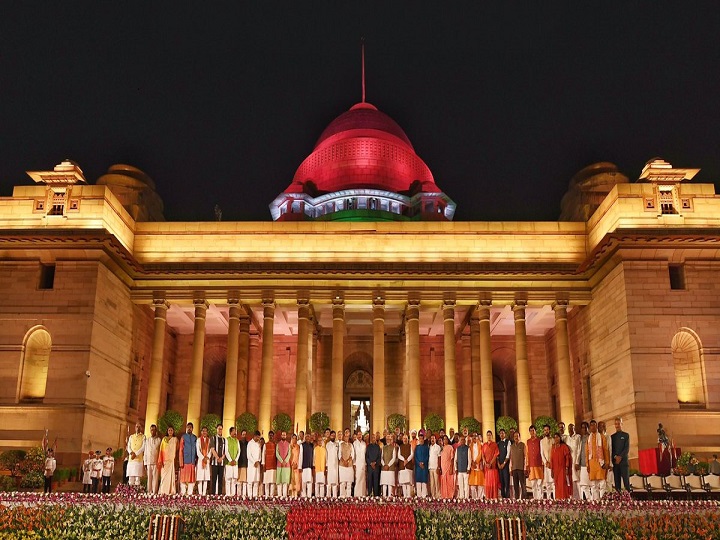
[270,101,455,221]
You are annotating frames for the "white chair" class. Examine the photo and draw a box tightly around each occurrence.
[704,473,720,494]
[684,474,707,498]
[663,474,686,498]
[645,474,665,498]
[629,474,648,497]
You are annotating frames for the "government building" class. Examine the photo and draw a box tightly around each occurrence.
[1,95,719,468]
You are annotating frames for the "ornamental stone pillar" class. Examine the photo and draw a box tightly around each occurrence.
[553,300,576,428]
[470,312,482,423]
[513,300,532,438]
[294,300,311,434]
[406,300,421,431]
[478,300,495,435]
[186,299,209,430]
[235,312,251,418]
[222,299,241,431]
[258,300,275,436]
[461,334,473,419]
[145,299,168,436]
[443,300,459,432]
[372,298,386,433]
[330,299,345,431]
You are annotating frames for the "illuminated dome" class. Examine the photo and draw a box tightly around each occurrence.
[270,101,455,222]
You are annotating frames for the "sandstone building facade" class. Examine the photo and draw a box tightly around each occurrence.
[1,100,719,468]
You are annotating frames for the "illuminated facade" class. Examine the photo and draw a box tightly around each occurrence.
[1,99,719,469]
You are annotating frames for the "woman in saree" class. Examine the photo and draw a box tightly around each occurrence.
[157,426,178,495]
[440,435,456,499]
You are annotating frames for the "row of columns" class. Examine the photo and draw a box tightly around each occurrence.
[143,296,576,439]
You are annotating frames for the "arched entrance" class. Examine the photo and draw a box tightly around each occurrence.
[345,369,372,433]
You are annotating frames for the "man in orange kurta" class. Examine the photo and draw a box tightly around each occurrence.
[526,426,543,499]
[550,433,572,499]
[586,420,609,500]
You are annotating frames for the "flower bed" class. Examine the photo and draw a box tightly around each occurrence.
[0,490,718,539]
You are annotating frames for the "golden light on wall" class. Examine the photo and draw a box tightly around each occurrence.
[18,327,52,401]
[671,329,705,405]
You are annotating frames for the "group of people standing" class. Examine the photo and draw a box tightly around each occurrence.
[71,416,630,501]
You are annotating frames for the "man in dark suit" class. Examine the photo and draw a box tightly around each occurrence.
[611,416,630,492]
[365,432,382,496]
[497,429,511,498]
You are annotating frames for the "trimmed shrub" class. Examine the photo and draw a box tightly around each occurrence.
[235,412,258,435]
[423,413,444,435]
[271,413,292,435]
[309,412,330,434]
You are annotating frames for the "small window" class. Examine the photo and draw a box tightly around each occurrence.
[669,264,686,290]
[38,264,56,290]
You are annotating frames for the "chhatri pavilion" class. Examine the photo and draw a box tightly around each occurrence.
[1,93,719,469]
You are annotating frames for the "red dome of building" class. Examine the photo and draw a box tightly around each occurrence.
[283,102,439,195]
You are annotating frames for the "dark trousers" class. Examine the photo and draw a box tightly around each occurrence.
[367,465,380,496]
[43,475,52,493]
[83,482,91,493]
[512,469,526,499]
[499,465,511,498]
[122,460,128,484]
[91,477,100,493]
[102,475,111,493]
[614,462,630,491]
[210,465,224,495]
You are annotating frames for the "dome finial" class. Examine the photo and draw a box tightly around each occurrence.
[361,37,366,103]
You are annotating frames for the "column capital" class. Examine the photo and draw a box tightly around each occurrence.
[193,299,208,319]
[238,313,251,332]
[298,299,311,320]
[406,300,420,321]
[552,300,569,320]
[152,299,169,317]
[228,302,241,320]
[442,300,455,322]
[227,298,240,306]
[512,300,527,321]
[262,301,276,317]
[477,301,491,321]
[332,300,345,319]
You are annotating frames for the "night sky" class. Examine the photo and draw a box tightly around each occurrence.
[2,4,719,222]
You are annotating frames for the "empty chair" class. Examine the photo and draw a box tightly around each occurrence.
[645,474,665,498]
[664,474,687,499]
[704,474,720,493]
[684,474,707,498]
[629,475,648,498]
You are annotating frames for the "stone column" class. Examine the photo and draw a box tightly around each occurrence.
[513,301,532,438]
[330,300,345,431]
[144,299,168,436]
[258,300,275,436]
[308,328,316,422]
[553,300,576,428]
[442,301,459,432]
[470,312,482,422]
[235,312,251,418]
[372,298,385,433]
[294,300,310,433]
[222,300,241,431]
[478,300,495,435]
[186,299,208,430]
[461,334,473,419]
[247,333,261,416]
[406,300,422,431]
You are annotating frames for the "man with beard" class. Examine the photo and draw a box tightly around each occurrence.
[275,431,292,497]
[325,430,339,497]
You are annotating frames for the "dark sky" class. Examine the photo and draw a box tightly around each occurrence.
[2,3,719,222]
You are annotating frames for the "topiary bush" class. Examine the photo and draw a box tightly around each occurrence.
[200,413,222,433]
[459,417,481,435]
[496,416,518,435]
[309,412,330,435]
[387,413,407,433]
[20,471,43,489]
[235,412,258,435]
[423,413,444,435]
[271,412,292,435]
[533,415,559,437]
[19,448,44,476]
[158,410,184,435]
[0,474,16,491]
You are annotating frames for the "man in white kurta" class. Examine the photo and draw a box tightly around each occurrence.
[126,423,146,486]
[144,424,162,494]
[338,432,355,498]
[540,425,554,499]
[566,423,581,499]
[195,426,212,495]
[246,431,262,498]
[325,431,339,497]
[353,431,367,497]
[225,427,241,496]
